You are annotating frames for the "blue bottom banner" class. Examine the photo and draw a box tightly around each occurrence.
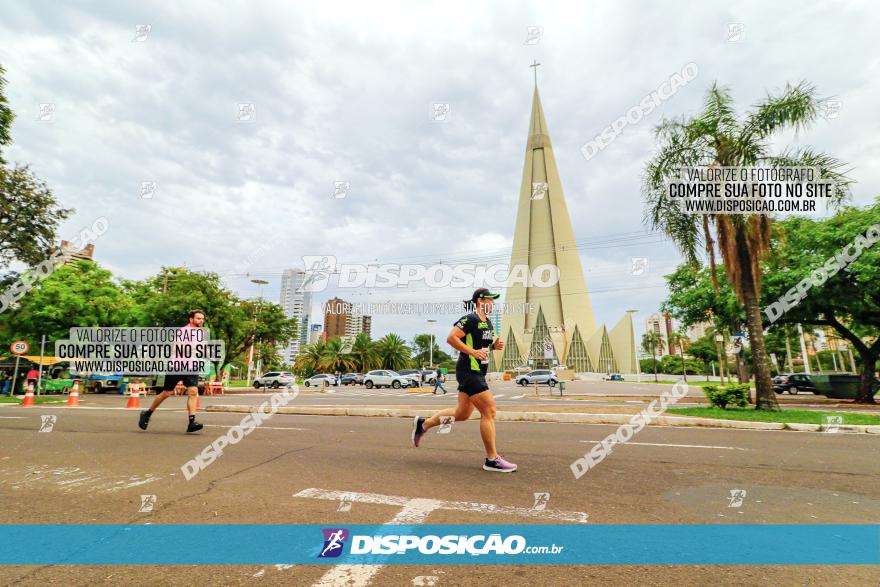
[0,525,877,565]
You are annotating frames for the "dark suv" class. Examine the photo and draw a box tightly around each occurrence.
[341,373,364,386]
[773,373,818,395]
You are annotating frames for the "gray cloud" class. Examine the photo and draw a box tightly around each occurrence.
[2,0,877,344]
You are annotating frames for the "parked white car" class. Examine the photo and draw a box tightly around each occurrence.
[515,369,558,386]
[303,374,338,387]
[253,372,295,389]
[398,369,423,386]
[363,370,411,389]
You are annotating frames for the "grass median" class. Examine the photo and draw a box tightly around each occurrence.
[633,379,749,389]
[0,396,66,404]
[667,407,880,425]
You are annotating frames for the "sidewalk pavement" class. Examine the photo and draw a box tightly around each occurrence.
[205,403,880,434]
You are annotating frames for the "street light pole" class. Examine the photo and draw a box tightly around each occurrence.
[714,332,726,384]
[427,319,437,368]
[248,279,269,384]
[626,310,640,383]
[797,323,811,375]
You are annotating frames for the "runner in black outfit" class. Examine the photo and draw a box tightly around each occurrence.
[138,310,206,433]
[411,288,517,472]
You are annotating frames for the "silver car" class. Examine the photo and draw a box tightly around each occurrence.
[254,371,295,389]
[303,374,338,387]
[363,370,411,389]
[515,369,558,386]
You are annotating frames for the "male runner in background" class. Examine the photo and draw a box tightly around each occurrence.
[138,310,205,433]
[411,288,516,472]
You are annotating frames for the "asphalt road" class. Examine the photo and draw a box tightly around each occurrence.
[224,380,880,412]
[1,392,878,586]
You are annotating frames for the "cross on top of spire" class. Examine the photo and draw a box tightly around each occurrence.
[530,60,541,87]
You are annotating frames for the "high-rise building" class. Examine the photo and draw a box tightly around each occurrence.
[686,321,711,342]
[323,297,371,340]
[323,297,351,339]
[645,313,671,357]
[495,81,637,373]
[309,324,323,344]
[58,240,95,264]
[346,307,364,338]
[279,269,311,364]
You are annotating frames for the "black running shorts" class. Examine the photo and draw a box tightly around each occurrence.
[162,374,199,391]
[456,369,489,396]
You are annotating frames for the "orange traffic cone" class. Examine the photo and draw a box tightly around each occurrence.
[20,381,36,407]
[66,379,81,407]
[126,382,141,408]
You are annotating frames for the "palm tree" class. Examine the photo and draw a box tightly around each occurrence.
[350,332,379,372]
[375,333,411,371]
[641,331,662,382]
[644,81,853,410]
[669,329,689,383]
[320,337,357,373]
[293,339,326,378]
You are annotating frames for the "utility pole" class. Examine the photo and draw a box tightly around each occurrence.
[250,279,269,382]
[715,332,726,384]
[427,319,437,368]
[784,324,794,373]
[797,323,811,375]
[627,310,640,382]
[37,334,46,396]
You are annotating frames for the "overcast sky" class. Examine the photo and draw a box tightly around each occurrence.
[2,0,878,345]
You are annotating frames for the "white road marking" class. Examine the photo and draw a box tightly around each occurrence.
[511,394,526,399]
[203,424,308,431]
[1,466,161,493]
[0,416,25,419]
[580,440,748,450]
[311,497,440,587]
[494,394,506,399]
[294,488,588,523]
[296,488,587,587]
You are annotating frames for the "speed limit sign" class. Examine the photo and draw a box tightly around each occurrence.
[10,340,29,355]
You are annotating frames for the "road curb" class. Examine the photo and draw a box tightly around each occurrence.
[205,405,879,433]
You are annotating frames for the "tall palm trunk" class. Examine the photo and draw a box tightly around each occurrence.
[679,343,688,382]
[650,341,658,382]
[736,235,779,410]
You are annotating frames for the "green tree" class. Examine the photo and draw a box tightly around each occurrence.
[293,339,326,378]
[127,267,297,374]
[411,333,450,367]
[663,263,779,383]
[0,261,133,343]
[350,332,379,372]
[0,65,13,163]
[687,332,720,369]
[658,354,705,376]
[376,333,411,371]
[0,66,72,266]
[644,81,853,410]
[641,331,662,382]
[669,329,690,382]
[0,165,73,267]
[761,202,880,402]
[320,337,357,373]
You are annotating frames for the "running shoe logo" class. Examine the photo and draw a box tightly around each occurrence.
[299,255,337,293]
[319,528,349,558]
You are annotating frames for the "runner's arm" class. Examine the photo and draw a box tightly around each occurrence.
[447,326,487,360]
